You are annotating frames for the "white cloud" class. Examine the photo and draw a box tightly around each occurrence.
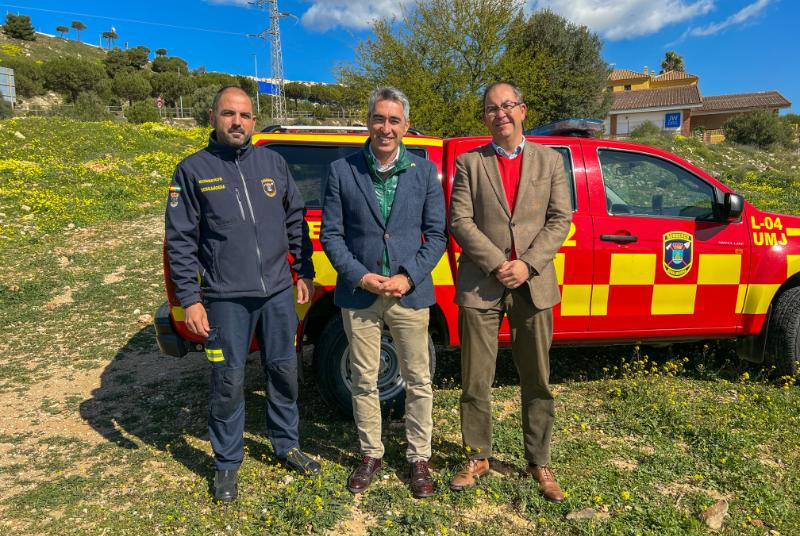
[526,0,714,40]
[685,0,773,37]
[206,0,414,31]
[299,0,415,32]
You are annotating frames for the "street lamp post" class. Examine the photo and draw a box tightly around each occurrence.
[253,53,260,115]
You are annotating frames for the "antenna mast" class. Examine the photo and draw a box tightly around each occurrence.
[250,0,288,121]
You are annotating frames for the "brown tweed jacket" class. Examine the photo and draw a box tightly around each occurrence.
[449,141,572,310]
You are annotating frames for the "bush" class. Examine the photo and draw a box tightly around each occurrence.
[68,92,112,121]
[0,99,13,119]
[630,121,662,138]
[191,84,220,127]
[0,56,44,97]
[125,100,161,124]
[723,109,794,149]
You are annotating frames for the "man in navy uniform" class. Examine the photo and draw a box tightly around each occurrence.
[165,86,318,502]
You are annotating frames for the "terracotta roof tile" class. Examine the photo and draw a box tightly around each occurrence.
[610,85,702,112]
[609,69,648,81]
[650,70,698,82]
[696,91,791,113]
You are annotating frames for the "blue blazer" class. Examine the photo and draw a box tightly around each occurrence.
[320,150,447,310]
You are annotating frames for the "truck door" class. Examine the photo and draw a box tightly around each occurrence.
[585,146,750,337]
[444,137,591,344]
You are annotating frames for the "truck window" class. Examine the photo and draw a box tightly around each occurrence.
[598,149,714,220]
[266,143,427,207]
[548,146,577,211]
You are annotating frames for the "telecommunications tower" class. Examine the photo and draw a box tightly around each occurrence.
[249,0,290,121]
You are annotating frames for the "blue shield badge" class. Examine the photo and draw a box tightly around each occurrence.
[663,231,693,278]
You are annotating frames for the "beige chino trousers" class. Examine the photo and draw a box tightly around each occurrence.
[342,296,433,462]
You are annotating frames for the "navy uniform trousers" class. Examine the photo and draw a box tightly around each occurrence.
[203,286,300,470]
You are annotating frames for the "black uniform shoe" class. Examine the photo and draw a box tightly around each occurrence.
[280,448,321,476]
[213,469,238,502]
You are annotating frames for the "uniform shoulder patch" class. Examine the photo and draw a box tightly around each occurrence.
[261,178,277,198]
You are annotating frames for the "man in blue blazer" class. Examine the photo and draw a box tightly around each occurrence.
[320,87,447,498]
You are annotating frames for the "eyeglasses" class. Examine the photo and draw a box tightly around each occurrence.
[484,101,523,117]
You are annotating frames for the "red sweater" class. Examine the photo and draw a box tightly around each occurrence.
[496,153,523,259]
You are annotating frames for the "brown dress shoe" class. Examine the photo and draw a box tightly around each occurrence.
[409,460,434,498]
[450,458,490,491]
[527,464,565,502]
[347,456,382,494]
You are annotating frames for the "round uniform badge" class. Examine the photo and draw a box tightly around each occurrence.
[261,178,277,198]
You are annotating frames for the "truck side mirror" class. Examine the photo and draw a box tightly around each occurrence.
[723,192,744,221]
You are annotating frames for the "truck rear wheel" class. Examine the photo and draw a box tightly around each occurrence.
[765,286,800,377]
[312,315,436,419]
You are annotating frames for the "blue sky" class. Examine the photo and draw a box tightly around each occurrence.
[3,0,797,113]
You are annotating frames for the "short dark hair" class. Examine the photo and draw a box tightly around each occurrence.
[482,82,524,109]
[211,85,251,112]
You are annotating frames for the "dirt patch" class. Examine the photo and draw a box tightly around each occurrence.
[103,266,127,285]
[656,481,732,502]
[610,457,638,471]
[459,501,531,532]
[44,286,74,310]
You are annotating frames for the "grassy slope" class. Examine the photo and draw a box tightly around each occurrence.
[0,118,798,535]
[0,31,106,64]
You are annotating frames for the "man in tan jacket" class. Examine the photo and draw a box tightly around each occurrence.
[448,82,572,502]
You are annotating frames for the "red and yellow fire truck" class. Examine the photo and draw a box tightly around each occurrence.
[155,125,800,416]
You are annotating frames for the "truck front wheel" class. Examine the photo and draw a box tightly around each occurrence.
[765,286,800,377]
[312,315,436,419]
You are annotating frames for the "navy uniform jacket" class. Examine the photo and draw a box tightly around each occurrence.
[165,134,314,308]
[320,149,447,310]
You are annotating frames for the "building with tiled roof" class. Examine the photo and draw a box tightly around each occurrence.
[607,86,702,136]
[692,91,791,130]
[605,66,791,138]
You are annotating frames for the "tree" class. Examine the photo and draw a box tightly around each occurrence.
[56,25,69,38]
[68,91,112,121]
[112,71,152,105]
[102,46,150,77]
[0,57,45,97]
[42,57,107,102]
[71,20,87,42]
[125,100,161,124]
[150,72,193,106]
[339,0,523,136]
[661,50,685,73]
[191,84,221,126]
[155,48,167,57]
[152,55,189,75]
[501,9,612,127]
[102,30,119,49]
[126,46,150,69]
[284,82,307,108]
[3,13,36,41]
[723,109,794,149]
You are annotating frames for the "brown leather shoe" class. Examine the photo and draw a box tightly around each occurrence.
[409,460,434,498]
[527,464,565,502]
[347,456,382,494]
[450,458,490,491]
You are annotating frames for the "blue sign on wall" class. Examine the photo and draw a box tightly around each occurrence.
[258,81,279,95]
[664,112,681,129]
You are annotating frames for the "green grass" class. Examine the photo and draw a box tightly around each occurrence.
[0,31,106,64]
[0,118,798,535]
